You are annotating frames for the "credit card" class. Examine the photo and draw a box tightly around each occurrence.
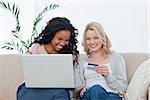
[87,63,98,70]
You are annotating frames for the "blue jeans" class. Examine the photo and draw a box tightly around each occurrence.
[80,85,122,100]
[17,83,70,100]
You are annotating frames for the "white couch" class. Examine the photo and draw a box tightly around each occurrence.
[0,53,149,100]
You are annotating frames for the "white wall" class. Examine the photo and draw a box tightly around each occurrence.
[148,0,150,53]
[0,0,148,53]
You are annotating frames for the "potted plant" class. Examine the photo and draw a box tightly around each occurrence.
[0,1,59,53]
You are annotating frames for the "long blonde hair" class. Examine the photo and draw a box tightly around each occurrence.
[82,22,111,55]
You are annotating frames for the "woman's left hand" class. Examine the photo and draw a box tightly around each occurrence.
[95,66,109,76]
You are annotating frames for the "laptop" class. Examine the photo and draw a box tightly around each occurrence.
[21,54,75,88]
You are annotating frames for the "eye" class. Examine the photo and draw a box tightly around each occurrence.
[94,36,99,40]
[66,40,69,42]
[85,37,91,40]
[57,37,62,40]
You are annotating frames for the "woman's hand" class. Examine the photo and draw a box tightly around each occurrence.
[95,66,109,76]
[80,87,87,97]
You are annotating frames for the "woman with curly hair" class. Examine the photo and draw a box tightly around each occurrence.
[17,17,79,100]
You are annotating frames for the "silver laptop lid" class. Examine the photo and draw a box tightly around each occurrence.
[21,54,75,88]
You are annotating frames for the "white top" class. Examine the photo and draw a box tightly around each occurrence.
[84,62,114,92]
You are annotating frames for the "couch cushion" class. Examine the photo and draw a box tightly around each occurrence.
[121,53,149,82]
[125,59,150,100]
[0,54,24,100]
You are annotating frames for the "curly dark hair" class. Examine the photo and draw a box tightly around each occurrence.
[31,17,79,56]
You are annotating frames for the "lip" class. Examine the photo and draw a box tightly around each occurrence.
[89,45,97,48]
[56,45,63,50]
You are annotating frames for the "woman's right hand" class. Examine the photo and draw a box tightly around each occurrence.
[80,87,87,97]
[95,66,109,76]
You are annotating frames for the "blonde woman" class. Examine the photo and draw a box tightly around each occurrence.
[79,22,128,100]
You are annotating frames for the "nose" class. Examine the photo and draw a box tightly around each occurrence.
[90,39,95,44]
[60,41,67,46]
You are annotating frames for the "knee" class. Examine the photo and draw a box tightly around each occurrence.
[90,85,107,95]
[17,84,28,100]
[56,89,68,93]
[52,89,70,100]
[54,89,69,96]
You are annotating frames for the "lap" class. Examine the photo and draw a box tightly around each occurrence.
[17,83,70,100]
[81,85,121,100]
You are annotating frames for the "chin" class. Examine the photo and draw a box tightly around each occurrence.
[56,49,61,52]
[90,49,99,52]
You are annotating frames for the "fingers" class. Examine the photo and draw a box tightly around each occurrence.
[95,66,108,73]
[95,66,109,76]
[80,87,87,97]
[102,71,109,76]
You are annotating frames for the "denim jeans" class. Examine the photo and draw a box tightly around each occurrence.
[17,83,70,100]
[80,85,122,100]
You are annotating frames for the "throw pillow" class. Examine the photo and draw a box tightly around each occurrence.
[124,59,150,100]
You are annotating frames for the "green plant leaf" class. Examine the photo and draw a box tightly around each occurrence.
[16,9,20,17]
[15,6,18,15]
[7,2,11,10]
[43,6,48,13]
[0,2,3,7]
[2,46,14,50]
[4,42,13,46]
[16,42,19,48]
[19,48,23,53]
[1,1,7,8]
[12,3,15,14]
[1,42,14,50]
[13,34,19,38]
[1,1,59,53]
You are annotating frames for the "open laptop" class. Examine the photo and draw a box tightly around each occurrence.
[21,54,75,88]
